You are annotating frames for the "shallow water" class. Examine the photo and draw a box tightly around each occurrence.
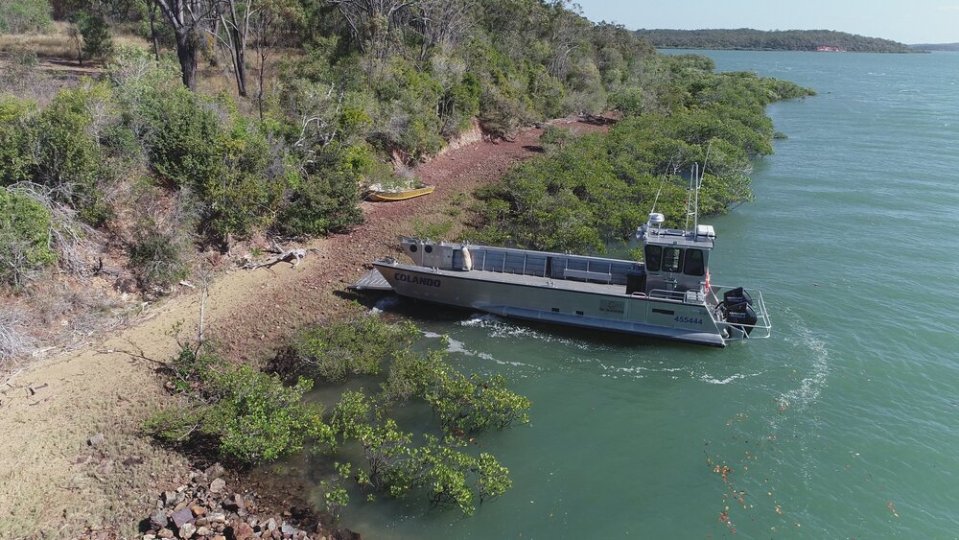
[324,50,959,538]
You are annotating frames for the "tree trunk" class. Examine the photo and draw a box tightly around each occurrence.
[231,27,247,97]
[148,3,161,62]
[175,28,199,90]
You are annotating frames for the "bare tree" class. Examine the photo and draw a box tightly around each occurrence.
[328,0,414,59]
[545,3,588,80]
[250,0,304,118]
[412,0,473,61]
[214,0,254,96]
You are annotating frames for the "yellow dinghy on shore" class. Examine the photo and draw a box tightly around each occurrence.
[367,185,435,202]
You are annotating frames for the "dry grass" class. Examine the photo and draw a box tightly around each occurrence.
[0,21,75,58]
[0,306,34,367]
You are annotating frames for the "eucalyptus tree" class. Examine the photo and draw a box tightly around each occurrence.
[151,0,213,89]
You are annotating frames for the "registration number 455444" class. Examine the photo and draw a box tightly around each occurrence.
[674,315,703,325]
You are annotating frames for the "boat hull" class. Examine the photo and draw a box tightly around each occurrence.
[373,261,727,347]
[367,186,435,201]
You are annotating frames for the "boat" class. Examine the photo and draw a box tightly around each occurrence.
[366,185,435,202]
[361,167,770,347]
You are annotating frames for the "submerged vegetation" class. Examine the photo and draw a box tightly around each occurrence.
[148,317,530,516]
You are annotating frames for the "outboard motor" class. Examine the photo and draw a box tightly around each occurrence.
[723,287,753,309]
[723,287,757,336]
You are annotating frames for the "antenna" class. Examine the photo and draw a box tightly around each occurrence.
[685,143,711,233]
[649,157,679,215]
[684,163,698,232]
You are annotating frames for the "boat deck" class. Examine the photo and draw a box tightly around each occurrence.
[372,261,705,306]
[351,268,393,291]
[450,266,628,296]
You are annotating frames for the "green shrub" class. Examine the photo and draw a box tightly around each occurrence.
[439,73,481,137]
[330,391,512,516]
[140,87,284,245]
[0,96,36,186]
[203,366,333,464]
[426,372,531,435]
[128,222,189,291]
[146,350,334,466]
[0,0,52,34]
[73,10,113,64]
[291,317,418,381]
[142,87,223,190]
[0,189,56,287]
[276,143,366,238]
[395,435,511,515]
[32,84,113,225]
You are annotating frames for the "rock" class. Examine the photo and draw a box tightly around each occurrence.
[190,504,207,517]
[150,509,168,530]
[142,535,157,540]
[196,526,211,536]
[178,523,196,539]
[87,433,105,447]
[205,463,226,479]
[163,491,179,506]
[209,478,226,494]
[266,518,277,531]
[171,507,195,528]
[157,528,174,539]
[212,536,226,540]
[281,522,296,536]
[233,493,247,512]
[335,528,361,540]
[189,470,208,485]
[234,521,255,540]
[208,512,227,524]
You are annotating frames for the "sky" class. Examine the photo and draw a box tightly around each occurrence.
[571,0,959,44]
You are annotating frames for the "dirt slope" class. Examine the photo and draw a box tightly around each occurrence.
[0,117,607,538]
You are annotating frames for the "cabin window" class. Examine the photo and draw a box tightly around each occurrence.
[409,245,418,253]
[684,249,705,276]
[645,245,662,272]
[424,245,433,254]
[662,247,684,273]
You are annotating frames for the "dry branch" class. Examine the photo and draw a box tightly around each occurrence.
[242,248,307,269]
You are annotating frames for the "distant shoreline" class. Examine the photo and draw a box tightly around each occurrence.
[656,46,929,54]
[636,28,921,54]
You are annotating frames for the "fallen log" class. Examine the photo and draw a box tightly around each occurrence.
[243,249,307,270]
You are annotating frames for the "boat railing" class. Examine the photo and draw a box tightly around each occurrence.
[746,290,772,337]
[470,247,629,285]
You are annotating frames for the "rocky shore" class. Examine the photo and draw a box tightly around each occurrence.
[136,464,358,540]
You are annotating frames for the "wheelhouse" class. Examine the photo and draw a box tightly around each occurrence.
[638,213,715,295]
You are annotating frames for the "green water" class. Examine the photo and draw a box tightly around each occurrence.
[331,51,959,538]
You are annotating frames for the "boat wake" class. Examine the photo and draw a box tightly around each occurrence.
[458,314,604,351]
[370,295,402,314]
[421,330,532,368]
[596,361,761,385]
[776,310,830,413]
